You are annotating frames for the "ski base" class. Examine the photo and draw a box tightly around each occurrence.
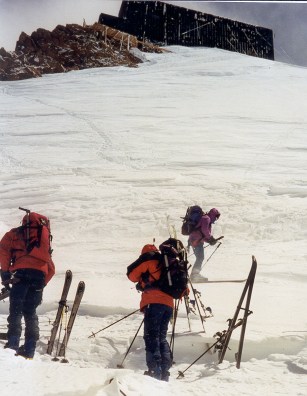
[204,279,247,283]
[58,280,85,357]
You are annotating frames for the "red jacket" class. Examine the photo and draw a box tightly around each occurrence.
[0,227,55,285]
[127,245,173,311]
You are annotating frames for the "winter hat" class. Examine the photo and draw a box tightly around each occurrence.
[141,244,158,254]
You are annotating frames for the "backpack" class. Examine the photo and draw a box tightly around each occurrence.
[156,238,189,299]
[19,209,53,262]
[181,205,204,236]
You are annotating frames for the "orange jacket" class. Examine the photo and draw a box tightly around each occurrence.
[127,245,173,311]
[0,228,55,285]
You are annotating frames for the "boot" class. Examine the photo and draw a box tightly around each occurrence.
[161,370,170,382]
[4,335,20,352]
[16,338,36,359]
[144,369,161,380]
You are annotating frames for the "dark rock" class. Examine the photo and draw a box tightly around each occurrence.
[0,23,162,81]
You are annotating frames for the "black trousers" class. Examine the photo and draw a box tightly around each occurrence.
[7,269,45,348]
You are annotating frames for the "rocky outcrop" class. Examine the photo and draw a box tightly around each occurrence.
[0,23,164,81]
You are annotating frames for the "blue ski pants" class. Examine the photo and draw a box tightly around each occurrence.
[191,244,205,274]
[143,303,173,380]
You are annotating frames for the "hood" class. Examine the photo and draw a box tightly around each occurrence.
[141,244,158,254]
[207,208,220,223]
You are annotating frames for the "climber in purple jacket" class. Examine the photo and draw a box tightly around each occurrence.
[188,208,221,282]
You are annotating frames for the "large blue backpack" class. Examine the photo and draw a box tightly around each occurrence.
[181,206,204,236]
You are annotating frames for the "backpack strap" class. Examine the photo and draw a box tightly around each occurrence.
[139,268,161,291]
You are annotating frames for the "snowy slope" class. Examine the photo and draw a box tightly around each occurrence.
[0,46,307,395]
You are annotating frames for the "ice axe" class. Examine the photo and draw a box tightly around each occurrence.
[19,207,31,250]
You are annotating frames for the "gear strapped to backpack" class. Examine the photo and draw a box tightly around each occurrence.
[156,238,189,299]
[17,208,53,262]
[127,239,189,300]
[181,205,204,236]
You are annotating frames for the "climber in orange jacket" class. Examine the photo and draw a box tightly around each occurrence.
[127,244,173,381]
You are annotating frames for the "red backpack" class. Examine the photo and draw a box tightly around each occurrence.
[20,209,53,262]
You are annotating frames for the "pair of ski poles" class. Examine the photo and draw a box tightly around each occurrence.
[187,236,224,271]
[89,308,142,368]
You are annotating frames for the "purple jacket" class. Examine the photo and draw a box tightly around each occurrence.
[188,208,220,247]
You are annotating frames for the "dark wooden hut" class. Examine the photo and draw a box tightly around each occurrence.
[99,1,274,60]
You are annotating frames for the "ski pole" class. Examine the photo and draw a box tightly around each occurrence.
[177,340,220,379]
[200,241,223,271]
[52,304,68,362]
[60,304,70,364]
[170,299,180,356]
[206,241,222,263]
[188,236,223,259]
[183,295,191,332]
[188,278,206,332]
[117,318,144,368]
[88,309,140,338]
[187,243,210,259]
[177,321,234,379]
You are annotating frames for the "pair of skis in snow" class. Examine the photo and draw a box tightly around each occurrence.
[0,272,85,355]
[46,270,85,360]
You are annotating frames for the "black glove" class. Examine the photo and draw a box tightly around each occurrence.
[208,236,217,246]
[1,271,11,291]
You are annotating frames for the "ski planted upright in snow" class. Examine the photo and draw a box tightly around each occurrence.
[46,270,73,355]
[58,280,85,357]
[218,256,257,367]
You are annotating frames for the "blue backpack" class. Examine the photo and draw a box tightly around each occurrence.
[181,206,204,236]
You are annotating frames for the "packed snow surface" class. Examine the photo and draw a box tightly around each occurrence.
[0,46,306,395]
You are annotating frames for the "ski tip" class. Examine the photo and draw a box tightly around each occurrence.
[251,256,258,269]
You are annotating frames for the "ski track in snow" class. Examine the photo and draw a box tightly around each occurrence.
[0,46,307,395]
